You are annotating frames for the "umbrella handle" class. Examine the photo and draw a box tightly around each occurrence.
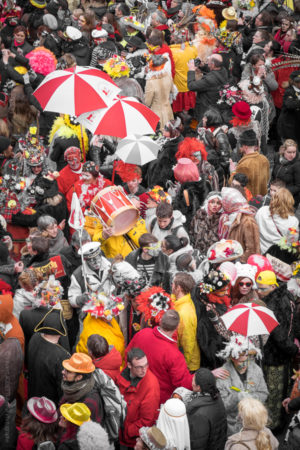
[80,124,86,162]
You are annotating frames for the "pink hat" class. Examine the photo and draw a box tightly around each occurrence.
[27,397,58,424]
[173,158,199,183]
[219,261,237,282]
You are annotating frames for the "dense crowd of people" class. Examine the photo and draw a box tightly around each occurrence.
[2,0,300,449]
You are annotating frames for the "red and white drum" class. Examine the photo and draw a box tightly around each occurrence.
[91,185,139,236]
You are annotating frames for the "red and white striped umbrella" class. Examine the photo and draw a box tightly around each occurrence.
[77,96,160,138]
[221,303,279,336]
[33,66,120,116]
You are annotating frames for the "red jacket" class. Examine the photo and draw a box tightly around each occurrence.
[16,433,34,450]
[93,346,122,384]
[117,367,160,447]
[126,327,193,404]
[57,164,82,197]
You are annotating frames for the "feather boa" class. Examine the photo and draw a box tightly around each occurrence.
[48,116,89,159]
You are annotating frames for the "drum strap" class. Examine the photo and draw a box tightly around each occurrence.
[124,234,138,251]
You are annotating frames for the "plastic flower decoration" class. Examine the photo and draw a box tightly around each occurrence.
[217,84,243,106]
[82,291,124,321]
[103,55,130,78]
[238,0,255,10]
[34,275,64,308]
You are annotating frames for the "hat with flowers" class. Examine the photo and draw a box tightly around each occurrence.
[136,286,174,325]
[199,269,230,294]
[103,55,130,79]
[82,291,124,321]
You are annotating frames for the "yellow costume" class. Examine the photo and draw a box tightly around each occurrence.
[76,315,125,359]
[170,43,198,93]
[172,293,200,371]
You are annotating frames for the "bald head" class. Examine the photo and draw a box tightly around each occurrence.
[208,54,223,70]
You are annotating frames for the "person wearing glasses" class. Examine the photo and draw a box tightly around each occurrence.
[117,347,160,450]
[230,262,262,307]
[256,270,299,432]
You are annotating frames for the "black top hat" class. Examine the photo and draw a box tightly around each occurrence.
[124,35,147,49]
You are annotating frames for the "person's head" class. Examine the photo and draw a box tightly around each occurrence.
[250,53,266,74]
[135,426,167,450]
[29,232,50,256]
[37,215,58,239]
[160,309,180,333]
[22,397,59,445]
[269,187,294,219]
[64,147,81,171]
[253,29,270,45]
[255,11,272,27]
[192,368,219,399]
[78,10,95,31]
[281,16,293,32]
[59,403,91,429]
[13,25,26,44]
[71,229,91,251]
[172,272,195,298]
[269,179,286,198]
[147,29,164,49]
[0,136,13,159]
[256,270,278,299]
[175,253,195,272]
[19,269,38,292]
[285,28,296,42]
[264,39,281,57]
[87,334,109,359]
[151,11,167,28]
[163,118,182,139]
[115,3,130,19]
[207,54,223,71]
[127,348,148,379]
[79,242,102,271]
[201,108,222,128]
[62,353,95,383]
[279,138,297,161]
[156,202,173,229]
[81,161,99,184]
[238,398,272,450]
[57,53,76,69]
[239,129,258,153]
[161,235,188,256]
[231,173,249,189]
[139,233,159,258]
[203,191,222,216]
[126,167,142,194]
[0,119,10,138]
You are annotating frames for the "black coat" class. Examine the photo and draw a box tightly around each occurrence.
[186,394,227,450]
[278,86,300,145]
[263,284,299,366]
[125,248,171,293]
[27,332,70,405]
[187,67,229,122]
[272,153,300,206]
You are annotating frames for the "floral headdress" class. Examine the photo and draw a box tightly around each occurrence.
[207,239,244,263]
[217,84,243,106]
[199,269,230,294]
[147,186,172,204]
[237,0,256,11]
[279,227,300,253]
[82,291,124,321]
[214,29,235,50]
[217,334,261,360]
[136,286,174,325]
[103,55,130,79]
[33,275,63,308]
[123,16,145,32]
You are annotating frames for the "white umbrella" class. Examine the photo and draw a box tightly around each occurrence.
[115,134,160,165]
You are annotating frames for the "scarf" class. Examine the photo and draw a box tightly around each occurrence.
[61,376,95,403]
[207,292,231,309]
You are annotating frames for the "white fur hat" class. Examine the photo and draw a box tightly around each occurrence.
[232,262,257,288]
[66,26,82,41]
[217,334,262,360]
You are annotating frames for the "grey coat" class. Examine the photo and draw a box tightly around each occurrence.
[216,360,269,436]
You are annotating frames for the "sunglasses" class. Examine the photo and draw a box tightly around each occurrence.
[239,282,252,287]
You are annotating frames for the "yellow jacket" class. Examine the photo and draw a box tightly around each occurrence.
[170,43,198,92]
[76,315,125,359]
[92,217,147,259]
[172,293,200,371]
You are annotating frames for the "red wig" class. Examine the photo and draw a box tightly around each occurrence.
[176,137,207,162]
[115,161,142,182]
[136,286,174,325]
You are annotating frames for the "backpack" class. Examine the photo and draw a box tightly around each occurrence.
[150,217,182,236]
[93,368,127,442]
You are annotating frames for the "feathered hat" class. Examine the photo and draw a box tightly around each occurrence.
[217,334,262,360]
[136,286,174,325]
[176,137,207,162]
[115,160,141,182]
[25,47,57,76]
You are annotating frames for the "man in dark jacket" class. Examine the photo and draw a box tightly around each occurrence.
[278,71,300,148]
[125,233,170,293]
[60,352,104,424]
[187,55,228,122]
[117,348,160,449]
[257,270,299,431]
[186,368,227,450]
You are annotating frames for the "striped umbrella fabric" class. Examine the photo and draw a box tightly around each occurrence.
[33,66,120,116]
[116,134,160,165]
[221,303,279,336]
[77,96,159,138]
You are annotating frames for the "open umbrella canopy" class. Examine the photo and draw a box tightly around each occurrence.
[77,96,160,138]
[116,134,160,165]
[33,66,120,116]
[221,303,279,336]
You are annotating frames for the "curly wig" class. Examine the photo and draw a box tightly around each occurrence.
[176,137,207,162]
[115,161,142,182]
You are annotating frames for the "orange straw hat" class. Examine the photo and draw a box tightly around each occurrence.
[62,353,95,374]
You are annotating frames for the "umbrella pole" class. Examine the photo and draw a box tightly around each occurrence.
[79,228,88,293]
[80,124,86,163]
[112,160,116,184]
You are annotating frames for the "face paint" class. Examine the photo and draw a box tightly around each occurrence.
[86,255,102,271]
[145,242,161,258]
[233,358,248,374]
